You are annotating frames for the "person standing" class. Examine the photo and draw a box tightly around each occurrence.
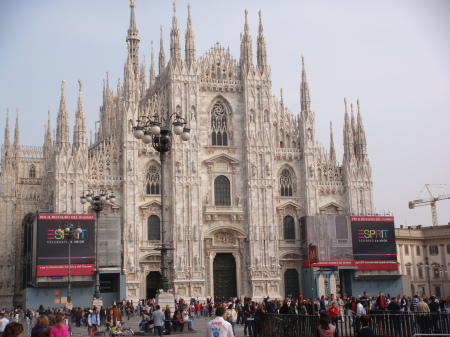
[3,322,24,337]
[206,307,233,337]
[152,305,165,337]
[356,315,375,337]
[31,316,49,337]
[0,313,10,337]
[316,311,336,337]
[225,304,237,336]
[164,305,172,335]
[49,315,69,337]
[88,309,100,335]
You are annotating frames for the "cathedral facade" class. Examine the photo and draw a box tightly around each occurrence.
[0,2,374,308]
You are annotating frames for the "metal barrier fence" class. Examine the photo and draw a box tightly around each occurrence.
[262,312,450,337]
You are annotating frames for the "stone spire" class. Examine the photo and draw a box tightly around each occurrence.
[56,80,70,150]
[126,0,140,74]
[73,79,87,152]
[13,108,20,148]
[256,10,268,73]
[355,99,367,160]
[240,9,253,73]
[150,41,156,87]
[4,109,10,148]
[170,2,181,63]
[159,26,166,75]
[329,122,336,164]
[184,3,196,68]
[300,55,311,113]
[343,98,355,160]
[43,110,53,157]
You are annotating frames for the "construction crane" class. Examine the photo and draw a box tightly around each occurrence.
[408,184,450,227]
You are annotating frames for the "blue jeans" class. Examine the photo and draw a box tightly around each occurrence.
[185,319,193,329]
[154,326,163,337]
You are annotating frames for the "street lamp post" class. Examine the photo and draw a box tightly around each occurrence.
[439,265,447,298]
[56,223,82,307]
[133,111,190,294]
[80,188,115,304]
[425,257,431,297]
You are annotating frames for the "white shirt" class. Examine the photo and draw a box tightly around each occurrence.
[206,316,233,337]
[356,303,366,317]
[0,317,10,332]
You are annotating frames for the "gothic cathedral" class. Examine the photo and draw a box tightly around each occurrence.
[0,2,373,308]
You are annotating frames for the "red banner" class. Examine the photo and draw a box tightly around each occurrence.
[303,260,355,267]
[303,259,398,270]
[350,216,394,222]
[355,260,398,270]
[38,214,96,220]
[37,264,95,276]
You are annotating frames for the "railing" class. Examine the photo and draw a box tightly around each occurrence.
[262,312,450,337]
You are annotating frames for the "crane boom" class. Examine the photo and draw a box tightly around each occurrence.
[408,184,450,227]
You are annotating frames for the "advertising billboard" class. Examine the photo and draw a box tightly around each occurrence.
[36,214,96,276]
[351,216,397,270]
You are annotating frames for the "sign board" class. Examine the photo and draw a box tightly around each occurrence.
[351,216,397,270]
[54,290,61,297]
[36,214,96,276]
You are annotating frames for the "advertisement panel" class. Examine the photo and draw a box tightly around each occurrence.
[351,216,397,270]
[36,214,96,276]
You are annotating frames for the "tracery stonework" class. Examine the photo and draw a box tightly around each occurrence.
[0,1,375,308]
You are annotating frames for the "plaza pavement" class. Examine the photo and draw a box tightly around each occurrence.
[67,313,246,337]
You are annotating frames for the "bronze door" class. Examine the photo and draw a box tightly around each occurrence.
[213,253,237,299]
[284,269,300,298]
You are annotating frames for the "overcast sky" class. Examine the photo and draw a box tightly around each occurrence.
[1,0,449,227]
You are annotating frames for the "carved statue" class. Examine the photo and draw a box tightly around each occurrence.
[128,157,133,171]
[178,224,183,241]
[206,193,210,205]
[309,163,314,177]
[252,162,257,177]
[128,224,134,242]
[269,223,274,241]
[192,161,197,173]
[237,195,242,206]
[128,256,135,272]
[193,224,198,241]
[194,255,199,271]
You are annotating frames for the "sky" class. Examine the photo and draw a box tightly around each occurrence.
[0,0,449,227]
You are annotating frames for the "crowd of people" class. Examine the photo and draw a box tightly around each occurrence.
[1,292,450,337]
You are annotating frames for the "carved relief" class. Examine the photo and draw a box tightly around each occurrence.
[214,232,234,244]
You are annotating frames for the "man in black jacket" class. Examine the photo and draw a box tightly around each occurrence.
[243,298,255,337]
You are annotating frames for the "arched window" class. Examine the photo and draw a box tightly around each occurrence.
[283,216,295,240]
[147,215,161,241]
[211,102,228,146]
[280,169,293,196]
[214,175,231,206]
[29,165,36,179]
[145,165,160,195]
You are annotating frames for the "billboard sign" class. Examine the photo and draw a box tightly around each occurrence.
[351,216,397,270]
[36,214,96,276]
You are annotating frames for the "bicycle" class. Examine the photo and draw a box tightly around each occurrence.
[110,321,134,337]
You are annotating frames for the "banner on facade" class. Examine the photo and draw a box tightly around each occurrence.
[36,214,96,276]
[351,216,397,270]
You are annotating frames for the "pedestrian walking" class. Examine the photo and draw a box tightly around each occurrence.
[206,307,233,337]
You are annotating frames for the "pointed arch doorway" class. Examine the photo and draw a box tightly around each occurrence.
[213,253,237,299]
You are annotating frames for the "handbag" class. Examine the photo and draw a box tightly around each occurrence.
[178,319,185,324]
